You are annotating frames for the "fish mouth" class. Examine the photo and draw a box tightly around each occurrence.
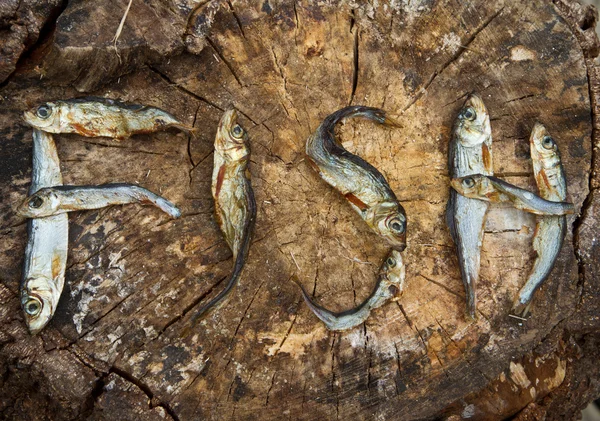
[529,122,547,149]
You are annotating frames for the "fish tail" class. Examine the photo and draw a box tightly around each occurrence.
[291,276,338,328]
[465,284,477,320]
[511,295,532,317]
[132,186,181,218]
[153,196,182,218]
[322,106,401,130]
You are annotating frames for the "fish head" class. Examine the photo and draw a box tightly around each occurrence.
[23,102,63,132]
[21,276,60,334]
[454,93,491,147]
[17,189,60,218]
[451,174,487,198]
[530,122,558,160]
[216,108,249,160]
[380,250,406,298]
[367,202,407,251]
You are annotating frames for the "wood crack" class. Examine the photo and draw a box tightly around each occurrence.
[402,6,505,113]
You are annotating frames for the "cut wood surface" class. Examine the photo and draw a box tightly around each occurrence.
[1,0,600,420]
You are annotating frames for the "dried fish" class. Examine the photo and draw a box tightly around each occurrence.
[18,184,181,219]
[21,129,68,334]
[451,174,574,216]
[306,106,407,251]
[293,250,405,331]
[446,93,493,319]
[513,124,568,315]
[23,97,194,140]
[188,109,256,323]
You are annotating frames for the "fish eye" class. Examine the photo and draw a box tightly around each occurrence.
[463,107,476,121]
[36,105,52,119]
[29,196,44,208]
[462,177,476,188]
[24,298,42,316]
[231,124,244,139]
[386,257,396,268]
[389,219,405,234]
[542,135,556,150]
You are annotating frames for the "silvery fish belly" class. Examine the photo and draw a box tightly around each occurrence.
[513,123,568,315]
[446,93,493,320]
[23,97,193,140]
[21,129,68,335]
[305,106,407,251]
[294,249,405,331]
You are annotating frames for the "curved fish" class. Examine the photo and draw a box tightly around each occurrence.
[21,129,68,334]
[446,93,493,319]
[23,97,194,140]
[512,123,568,315]
[451,174,574,216]
[17,184,181,219]
[306,106,407,251]
[293,250,405,331]
[188,108,256,323]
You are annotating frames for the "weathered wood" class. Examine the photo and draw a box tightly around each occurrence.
[1,0,600,420]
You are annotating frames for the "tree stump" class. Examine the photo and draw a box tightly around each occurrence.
[1,0,600,420]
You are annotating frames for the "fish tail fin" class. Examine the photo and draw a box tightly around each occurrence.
[464,275,478,321]
[154,196,182,218]
[511,294,532,317]
[133,186,181,218]
[291,275,338,329]
[323,106,402,129]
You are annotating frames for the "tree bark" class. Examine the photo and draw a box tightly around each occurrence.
[1,0,599,420]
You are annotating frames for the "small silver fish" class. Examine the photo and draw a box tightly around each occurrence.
[23,97,195,140]
[21,129,68,334]
[512,124,568,315]
[446,93,493,319]
[293,250,405,331]
[17,184,181,219]
[186,108,256,325]
[306,106,407,251]
[451,174,574,216]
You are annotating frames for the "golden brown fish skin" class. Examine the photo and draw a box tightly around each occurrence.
[187,108,256,324]
[293,250,405,331]
[446,93,493,320]
[451,174,574,216]
[21,129,68,335]
[23,97,194,140]
[512,124,567,315]
[306,106,406,251]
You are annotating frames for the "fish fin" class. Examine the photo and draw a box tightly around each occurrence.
[344,193,368,212]
[511,296,532,317]
[482,143,492,174]
[215,165,226,197]
[291,276,339,329]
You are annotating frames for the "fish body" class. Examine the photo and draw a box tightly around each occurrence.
[451,174,574,216]
[21,129,68,334]
[189,109,256,323]
[513,123,568,315]
[23,97,193,140]
[294,250,405,331]
[18,184,181,219]
[306,106,407,251]
[446,93,493,319]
